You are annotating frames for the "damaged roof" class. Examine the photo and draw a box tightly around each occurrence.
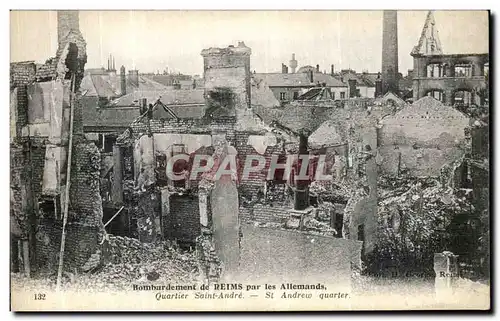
[375,92,407,107]
[277,104,332,135]
[297,87,334,101]
[308,120,346,148]
[84,77,282,128]
[251,77,281,107]
[81,97,141,129]
[384,96,468,120]
[337,72,379,88]
[252,105,284,126]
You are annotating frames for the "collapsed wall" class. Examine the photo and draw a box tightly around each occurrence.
[36,130,106,272]
[378,96,470,177]
[10,11,106,275]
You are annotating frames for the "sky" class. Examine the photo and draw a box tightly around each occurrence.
[10,10,489,76]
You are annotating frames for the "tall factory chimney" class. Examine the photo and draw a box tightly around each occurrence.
[381,10,399,95]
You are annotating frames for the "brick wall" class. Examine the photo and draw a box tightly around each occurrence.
[68,141,104,226]
[168,194,201,246]
[30,144,46,199]
[10,62,36,88]
[10,10,92,274]
[33,140,105,273]
[16,86,29,129]
[10,147,28,238]
[129,117,236,138]
[10,62,36,129]
[240,204,290,223]
[234,131,285,197]
[35,219,102,272]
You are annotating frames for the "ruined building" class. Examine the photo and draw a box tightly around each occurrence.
[109,42,262,280]
[411,11,443,56]
[411,12,489,108]
[10,11,105,275]
[381,10,399,95]
[107,42,366,282]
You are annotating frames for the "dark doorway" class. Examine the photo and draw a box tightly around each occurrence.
[357,224,365,242]
[168,194,200,250]
[11,236,20,273]
[103,207,129,237]
[334,212,344,238]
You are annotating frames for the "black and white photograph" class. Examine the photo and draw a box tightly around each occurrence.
[9,9,490,311]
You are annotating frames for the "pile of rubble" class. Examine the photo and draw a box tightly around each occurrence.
[367,173,474,274]
[302,217,338,236]
[309,180,352,204]
[77,234,201,290]
[377,174,473,231]
[252,214,338,238]
[195,231,222,283]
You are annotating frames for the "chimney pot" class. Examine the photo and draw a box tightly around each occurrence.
[120,65,126,95]
[282,63,288,74]
[316,64,320,72]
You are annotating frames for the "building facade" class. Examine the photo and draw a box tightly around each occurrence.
[255,67,348,105]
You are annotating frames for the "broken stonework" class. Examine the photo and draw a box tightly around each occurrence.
[342,186,368,240]
[196,229,222,284]
[80,235,201,285]
[34,140,106,273]
[378,97,470,177]
[135,190,158,243]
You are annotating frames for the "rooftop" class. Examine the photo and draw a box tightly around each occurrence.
[254,72,346,88]
[108,89,205,107]
[81,73,170,98]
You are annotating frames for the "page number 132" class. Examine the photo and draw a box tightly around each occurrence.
[34,293,46,300]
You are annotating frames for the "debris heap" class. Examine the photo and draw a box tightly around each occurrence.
[366,173,474,275]
[78,235,201,290]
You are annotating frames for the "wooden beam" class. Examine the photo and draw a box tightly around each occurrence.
[56,72,76,291]
[104,206,125,228]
